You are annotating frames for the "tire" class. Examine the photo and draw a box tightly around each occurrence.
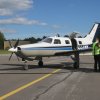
[73,62,79,69]
[38,61,43,67]
[24,64,28,70]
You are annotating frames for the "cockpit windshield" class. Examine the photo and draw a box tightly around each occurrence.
[42,38,52,43]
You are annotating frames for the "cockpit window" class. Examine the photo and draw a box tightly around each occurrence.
[42,38,52,43]
[54,39,61,44]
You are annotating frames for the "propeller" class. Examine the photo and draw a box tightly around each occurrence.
[9,40,13,48]
[14,39,19,48]
[8,39,20,61]
[9,52,13,61]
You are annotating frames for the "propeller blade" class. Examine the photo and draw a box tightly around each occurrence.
[9,40,13,48]
[14,39,19,48]
[15,53,20,61]
[16,56,20,61]
[9,53,13,61]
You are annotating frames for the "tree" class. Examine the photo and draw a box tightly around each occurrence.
[78,36,82,38]
[24,37,36,43]
[69,32,83,38]
[37,38,42,42]
[64,35,69,37]
[24,37,42,43]
[0,32,5,49]
[42,36,47,39]
[69,32,79,38]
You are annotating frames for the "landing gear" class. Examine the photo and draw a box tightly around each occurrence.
[38,60,43,67]
[73,62,79,69]
[37,57,43,67]
[23,60,29,70]
[22,57,44,70]
[73,51,79,69]
[71,51,80,69]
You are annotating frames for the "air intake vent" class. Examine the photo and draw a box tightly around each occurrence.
[17,47,21,51]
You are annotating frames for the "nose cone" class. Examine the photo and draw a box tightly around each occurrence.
[8,48,17,52]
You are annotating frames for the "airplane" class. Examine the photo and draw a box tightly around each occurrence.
[8,22,100,70]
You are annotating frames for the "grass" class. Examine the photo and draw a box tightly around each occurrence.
[0,50,10,54]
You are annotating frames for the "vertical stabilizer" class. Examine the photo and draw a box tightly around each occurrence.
[85,23,100,42]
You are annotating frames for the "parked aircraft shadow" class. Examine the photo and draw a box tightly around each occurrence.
[61,62,94,73]
[64,67,94,73]
[0,62,95,74]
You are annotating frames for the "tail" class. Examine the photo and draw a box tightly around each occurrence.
[84,22,100,42]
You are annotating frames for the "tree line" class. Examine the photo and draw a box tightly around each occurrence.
[24,36,47,43]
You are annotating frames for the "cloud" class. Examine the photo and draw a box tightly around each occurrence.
[0,17,48,26]
[51,25,61,29]
[0,28,16,34]
[0,0,33,16]
[0,9,13,16]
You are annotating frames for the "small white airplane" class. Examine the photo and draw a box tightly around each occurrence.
[8,23,100,70]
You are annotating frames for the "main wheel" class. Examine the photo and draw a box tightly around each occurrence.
[23,64,28,70]
[73,62,79,69]
[38,61,43,67]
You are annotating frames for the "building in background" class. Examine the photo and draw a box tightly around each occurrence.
[4,41,30,50]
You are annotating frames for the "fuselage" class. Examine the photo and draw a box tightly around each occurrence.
[16,36,92,57]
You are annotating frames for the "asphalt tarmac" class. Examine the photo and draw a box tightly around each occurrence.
[0,55,100,100]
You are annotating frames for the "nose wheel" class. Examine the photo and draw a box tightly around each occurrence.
[22,57,44,70]
[23,60,29,70]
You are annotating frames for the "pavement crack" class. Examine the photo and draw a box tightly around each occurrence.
[33,71,73,100]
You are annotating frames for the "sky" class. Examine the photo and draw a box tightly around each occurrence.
[0,0,100,39]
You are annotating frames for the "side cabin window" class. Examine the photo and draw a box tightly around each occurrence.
[79,41,82,44]
[65,40,70,44]
[54,39,61,44]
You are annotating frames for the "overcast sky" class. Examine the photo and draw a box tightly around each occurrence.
[0,0,100,39]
